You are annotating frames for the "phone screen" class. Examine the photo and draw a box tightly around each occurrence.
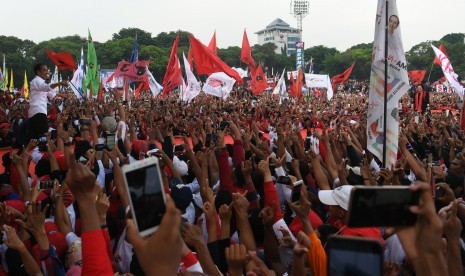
[106,133,116,150]
[327,236,383,276]
[276,176,292,185]
[38,136,48,152]
[347,186,419,227]
[291,182,302,202]
[39,180,54,190]
[125,162,166,235]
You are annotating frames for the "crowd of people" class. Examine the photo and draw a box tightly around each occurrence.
[0,63,463,275]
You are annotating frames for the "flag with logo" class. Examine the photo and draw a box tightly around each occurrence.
[113,60,150,82]
[367,0,409,168]
[202,72,236,99]
[433,44,448,66]
[70,48,85,99]
[181,52,201,103]
[273,69,287,95]
[44,50,77,70]
[305,73,334,100]
[84,30,100,97]
[432,44,464,99]
[251,64,268,95]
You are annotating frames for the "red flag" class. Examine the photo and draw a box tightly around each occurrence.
[208,31,217,55]
[295,69,303,102]
[113,60,150,82]
[97,79,104,101]
[332,63,355,85]
[289,71,297,97]
[134,76,148,99]
[187,46,193,69]
[162,33,183,96]
[433,44,448,66]
[44,50,77,70]
[240,30,256,69]
[189,35,243,84]
[408,70,426,85]
[163,59,182,97]
[251,65,268,95]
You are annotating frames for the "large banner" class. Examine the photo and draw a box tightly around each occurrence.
[367,0,409,168]
[113,60,150,82]
[305,74,334,100]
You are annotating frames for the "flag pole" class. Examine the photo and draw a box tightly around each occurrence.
[426,59,434,83]
[382,0,389,171]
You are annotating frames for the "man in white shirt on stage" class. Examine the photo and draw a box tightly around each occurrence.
[26,63,68,144]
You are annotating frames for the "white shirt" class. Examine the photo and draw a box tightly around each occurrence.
[28,76,56,118]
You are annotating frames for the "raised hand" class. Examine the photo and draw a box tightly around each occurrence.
[126,195,182,275]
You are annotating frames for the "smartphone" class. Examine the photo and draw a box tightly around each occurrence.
[276,176,292,185]
[39,180,55,190]
[205,133,212,147]
[173,145,184,154]
[38,136,48,152]
[327,236,383,276]
[79,118,92,125]
[105,133,116,151]
[219,121,229,130]
[146,149,160,157]
[95,144,105,152]
[78,156,88,165]
[122,158,166,236]
[291,180,303,202]
[347,186,420,227]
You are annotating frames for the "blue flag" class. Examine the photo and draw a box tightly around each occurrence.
[129,34,138,63]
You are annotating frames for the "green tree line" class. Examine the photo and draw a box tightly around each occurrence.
[0,28,463,88]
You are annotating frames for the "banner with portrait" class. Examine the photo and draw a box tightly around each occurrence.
[367,0,409,168]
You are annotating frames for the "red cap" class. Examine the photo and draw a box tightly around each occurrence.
[0,122,9,129]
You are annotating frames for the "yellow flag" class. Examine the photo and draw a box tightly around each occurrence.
[23,70,29,98]
[9,68,13,92]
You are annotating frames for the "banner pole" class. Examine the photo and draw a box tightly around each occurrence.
[382,0,389,170]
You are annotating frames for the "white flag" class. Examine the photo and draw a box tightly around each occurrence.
[232,67,248,78]
[70,48,84,99]
[181,53,201,103]
[202,72,235,99]
[51,65,59,93]
[146,65,163,98]
[367,0,409,168]
[431,45,463,99]
[273,69,286,95]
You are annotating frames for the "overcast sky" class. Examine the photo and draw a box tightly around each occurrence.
[4,0,465,51]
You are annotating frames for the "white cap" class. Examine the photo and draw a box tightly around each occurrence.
[318,185,354,211]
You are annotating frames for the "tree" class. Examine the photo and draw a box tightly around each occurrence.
[304,45,339,73]
[112,28,153,46]
[440,33,465,45]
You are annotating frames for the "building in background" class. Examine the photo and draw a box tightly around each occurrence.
[255,18,302,56]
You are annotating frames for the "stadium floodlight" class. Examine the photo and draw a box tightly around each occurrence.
[290,0,309,32]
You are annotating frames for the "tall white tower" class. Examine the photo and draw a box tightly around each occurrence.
[290,0,309,33]
[290,0,309,70]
